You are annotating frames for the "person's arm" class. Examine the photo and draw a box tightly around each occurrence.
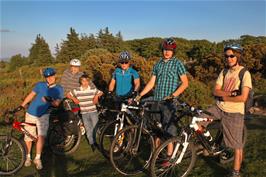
[213,84,231,97]
[108,79,116,92]
[21,91,36,108]
[172,74,189,97]
[222,86,250,102]
[133,78,140,92]
[66,91,80,104]
[139,75,156,97]
[93,91,103,105]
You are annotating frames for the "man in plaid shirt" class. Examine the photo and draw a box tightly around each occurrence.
[136,38,188,158]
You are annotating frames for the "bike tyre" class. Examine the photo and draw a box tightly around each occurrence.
[150,137,196,177]
[0,136,26,176]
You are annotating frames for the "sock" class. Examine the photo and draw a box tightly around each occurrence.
[35,154,41,160]
[27,154,31,159]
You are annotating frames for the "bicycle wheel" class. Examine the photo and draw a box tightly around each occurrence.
[48,124,82,155]
[150,137,196,177]
[0,135,26,175]
[110,125,155,176]
[99,119,121,159]
[219,124,248,164]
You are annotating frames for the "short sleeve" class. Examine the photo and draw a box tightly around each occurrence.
[216,70,224,87]
[176,60,187,76]
[112,70,117,80]
[152,62,159,76]
[242,71,252,89]
[32,82,41,94]
[58,87,64,99]
[131,69,140,79]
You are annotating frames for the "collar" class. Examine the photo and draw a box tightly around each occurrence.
[159,57,175,63]
[47,83,56,88]
[80,85,90,91]
[229,65,242,73]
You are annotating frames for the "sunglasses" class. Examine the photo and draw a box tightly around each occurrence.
[120,61,129,64]
[224,54,236,59]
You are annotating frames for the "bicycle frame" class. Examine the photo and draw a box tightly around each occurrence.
[12,120,37,142]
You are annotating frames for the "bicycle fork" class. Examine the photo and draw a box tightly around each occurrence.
[172,131,189,165]
[1,136,13,156]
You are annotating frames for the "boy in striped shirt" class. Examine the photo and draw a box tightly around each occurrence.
[67,73,103,151]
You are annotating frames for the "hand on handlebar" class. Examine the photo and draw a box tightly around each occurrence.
[163,94,175,101]
[43,96,54,102]
[134,95,142,103]
[13,105,24,113]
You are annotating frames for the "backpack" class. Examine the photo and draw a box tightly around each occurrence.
[223,67,254,113]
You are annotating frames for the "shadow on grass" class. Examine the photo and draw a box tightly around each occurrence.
[245,115,266,130]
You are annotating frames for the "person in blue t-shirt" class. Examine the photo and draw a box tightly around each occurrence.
[108,51,140,99]
[18,68,64,170]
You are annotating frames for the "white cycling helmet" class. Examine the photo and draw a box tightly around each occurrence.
[70,58,81,66]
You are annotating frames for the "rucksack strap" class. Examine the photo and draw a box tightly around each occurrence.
[222,67,247,91]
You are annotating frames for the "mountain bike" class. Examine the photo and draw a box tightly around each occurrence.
[109,98,184,176]
[0,108,36,175]
[47,98,83,155]
[149,101,247,177]
[99,99,139,159]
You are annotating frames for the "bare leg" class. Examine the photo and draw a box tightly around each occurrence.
[155,137,161,148]
[233,148,243,171]
[36,136,45,155]
[167,143,173,156]
[25,140,32,155]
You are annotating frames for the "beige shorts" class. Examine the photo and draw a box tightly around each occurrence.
[24,113,49,141]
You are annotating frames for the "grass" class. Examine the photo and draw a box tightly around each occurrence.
[1,114,266,177]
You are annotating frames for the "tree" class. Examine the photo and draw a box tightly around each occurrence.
[97,27,123,53]
[28,34,54,66]
[9,54,27,71]
[56,27,83,63]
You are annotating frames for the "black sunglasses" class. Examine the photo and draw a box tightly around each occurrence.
[224,54,236,59]
[120,61,129,64]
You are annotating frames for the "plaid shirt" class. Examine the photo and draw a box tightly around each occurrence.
[152,57,187,101]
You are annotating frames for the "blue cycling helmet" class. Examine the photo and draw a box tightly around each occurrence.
[119,51,131,62]
[224,44,243,53]
[43,68,56,77]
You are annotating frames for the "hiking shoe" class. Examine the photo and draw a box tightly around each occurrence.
[33,159,43,170]
[90,143,97,152]
[226,170,241,177]
[24,158,31,167]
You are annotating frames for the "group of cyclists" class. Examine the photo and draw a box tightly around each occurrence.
[14,37,252,177]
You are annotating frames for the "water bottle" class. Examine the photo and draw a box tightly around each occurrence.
[203,130,213,142]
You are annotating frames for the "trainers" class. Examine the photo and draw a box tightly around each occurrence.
[24,158,31,167]
[80,125,86,135]
[160,156,173,168]
[33,159,43,170]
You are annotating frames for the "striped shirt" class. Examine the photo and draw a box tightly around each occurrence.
[70,82,101,114]
[152,57,187,101]
[60,69,83,94]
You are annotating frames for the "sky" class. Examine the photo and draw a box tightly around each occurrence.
[0,0,265,59]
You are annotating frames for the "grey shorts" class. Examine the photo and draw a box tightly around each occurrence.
[199,105,245,149]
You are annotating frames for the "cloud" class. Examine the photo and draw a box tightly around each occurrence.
[0,29,12,32]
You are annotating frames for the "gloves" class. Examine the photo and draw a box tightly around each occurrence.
[134,95,142,103]
[131,91,138,98]
[13,105,24,113]
[44,96,53,102]
[231,90,241,97]
[163,94,175,101]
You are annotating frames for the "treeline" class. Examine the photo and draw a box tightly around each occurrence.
[1,27,266,105]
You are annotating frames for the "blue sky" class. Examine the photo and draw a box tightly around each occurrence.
[1,0,265,59]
